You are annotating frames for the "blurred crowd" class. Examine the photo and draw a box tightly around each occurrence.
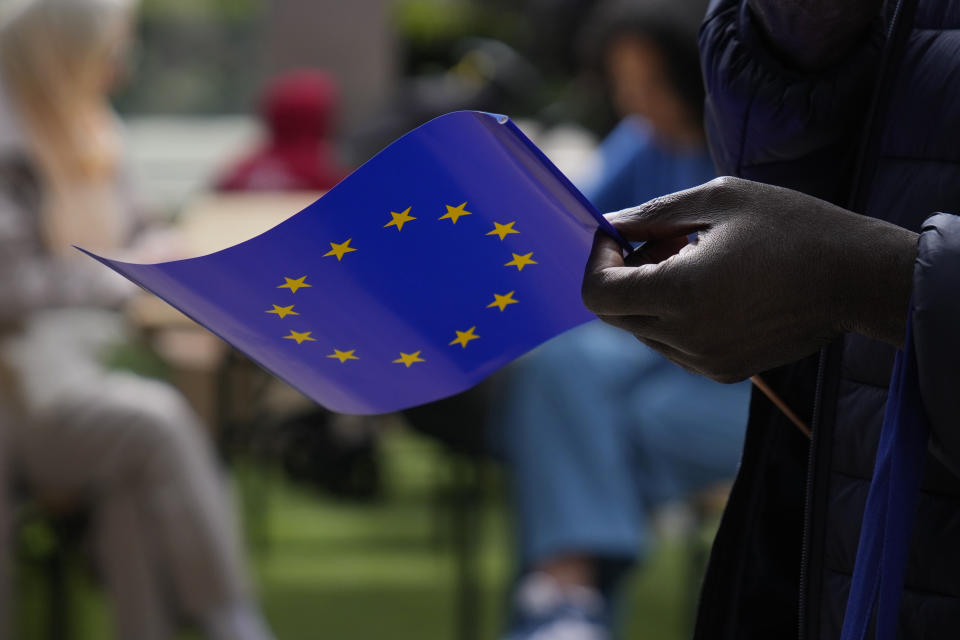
[0,1,748,639]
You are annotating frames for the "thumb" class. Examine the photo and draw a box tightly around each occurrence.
[582,228,677,317]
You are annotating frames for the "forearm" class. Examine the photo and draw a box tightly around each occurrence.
[747,0,883,70]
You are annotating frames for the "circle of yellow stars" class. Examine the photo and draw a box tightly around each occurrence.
[265,201,536,368]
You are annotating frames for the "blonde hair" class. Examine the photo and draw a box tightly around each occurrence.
[0,0,135,183]
[0,0,137,253]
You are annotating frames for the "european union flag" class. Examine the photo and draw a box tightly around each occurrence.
[83,111,628,414]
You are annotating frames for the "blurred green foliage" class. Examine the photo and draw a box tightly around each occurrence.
[394,0,524,73]
[113,0,263,114]
[395,0,479,44]
[116,0,597,125]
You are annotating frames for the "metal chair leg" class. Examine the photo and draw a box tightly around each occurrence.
[452,456,483,640]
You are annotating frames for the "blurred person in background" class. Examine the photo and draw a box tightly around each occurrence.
[215,69,348,192]
[0,1,277,639]
[488,2,749,639]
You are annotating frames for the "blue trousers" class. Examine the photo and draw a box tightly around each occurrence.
[488,321,750,570]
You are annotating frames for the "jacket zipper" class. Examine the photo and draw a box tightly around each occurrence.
[796,3,911,637]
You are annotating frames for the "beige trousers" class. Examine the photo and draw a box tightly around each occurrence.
[2,310,252,639]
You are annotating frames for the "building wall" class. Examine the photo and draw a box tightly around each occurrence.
[264,0,400,131]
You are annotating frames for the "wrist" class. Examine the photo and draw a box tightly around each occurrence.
[835,217,918,348]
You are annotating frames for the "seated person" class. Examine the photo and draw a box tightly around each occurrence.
[215,69,348,192]
[0,2,276,638]
[489,2,750,639]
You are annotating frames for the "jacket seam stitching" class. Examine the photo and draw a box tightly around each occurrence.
[830,468,960,500]
[880,154,960,166]
[735,84,758,176]
[821,566,960,600]
[742,154,960,171]
[838,376,888,390]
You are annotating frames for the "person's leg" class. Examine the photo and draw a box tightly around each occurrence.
[106,376,275,640]
[491,323,666,638]
[624,369,751,509]
[494,322,663,578]
[14,372,275,640]
[93,486,174,640]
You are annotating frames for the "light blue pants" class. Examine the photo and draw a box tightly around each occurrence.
[488,321,751,570]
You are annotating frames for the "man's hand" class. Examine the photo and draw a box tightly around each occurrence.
[582,177,917,382]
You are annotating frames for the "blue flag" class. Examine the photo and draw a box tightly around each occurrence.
[83,111,627,414]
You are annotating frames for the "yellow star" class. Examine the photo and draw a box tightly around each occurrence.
[487,291,518,312]
[283,330,316,345]
[439,201,472,224]
[384,206,416,231]
[327,349,359,363]
[266,304,299,318]
[278,276,312,293]
[393,351,426,367]
[486,221,520,241]
[323,238,357,261]
[449,326,480,349]
[505,252,537,271]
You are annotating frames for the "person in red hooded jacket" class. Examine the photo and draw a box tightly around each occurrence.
[216,70,347,192]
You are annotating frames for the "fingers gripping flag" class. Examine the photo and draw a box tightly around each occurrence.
[82,112,628,414]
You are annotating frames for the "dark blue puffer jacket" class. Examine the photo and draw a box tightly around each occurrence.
[695,1,960,638]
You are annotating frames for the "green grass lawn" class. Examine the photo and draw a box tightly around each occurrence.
[14,427,703,639]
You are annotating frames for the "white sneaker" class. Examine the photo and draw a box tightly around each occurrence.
[502,573,609,640]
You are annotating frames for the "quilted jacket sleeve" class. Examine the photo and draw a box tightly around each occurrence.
[913,213,960,476]
[699,0,883,203]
